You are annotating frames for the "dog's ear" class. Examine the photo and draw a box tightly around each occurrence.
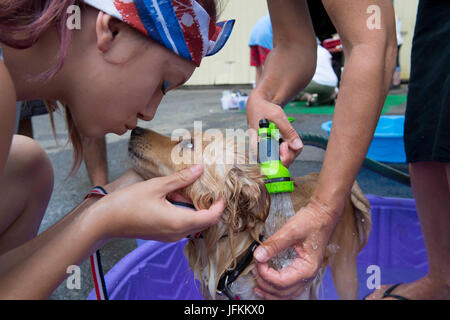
[221,165,270,241]
[184,163,270,299]
[186,163,270,242]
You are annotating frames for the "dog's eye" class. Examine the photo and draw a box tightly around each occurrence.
[180,139,194,149]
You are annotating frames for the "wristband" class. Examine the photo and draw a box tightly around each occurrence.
[84,186,108,200]
[85,186,109,300]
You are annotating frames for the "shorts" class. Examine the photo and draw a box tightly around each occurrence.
[250,45,271,67]
[19,100,49,121]
[404,0,450,163]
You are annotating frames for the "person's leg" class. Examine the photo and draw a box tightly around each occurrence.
[410,162,450,290]
[446,164,450,191]
[0,135,54,255]
[82,137,108,186]
[367,162,450,300]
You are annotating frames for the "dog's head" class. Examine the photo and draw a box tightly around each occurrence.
[129,127,270,298]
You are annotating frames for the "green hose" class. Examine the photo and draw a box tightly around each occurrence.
[298,132,411,186]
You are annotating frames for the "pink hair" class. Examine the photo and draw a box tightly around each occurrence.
[0,0,218,175]
[0,0,80,82]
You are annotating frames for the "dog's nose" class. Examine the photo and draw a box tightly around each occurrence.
[131,127,146,137]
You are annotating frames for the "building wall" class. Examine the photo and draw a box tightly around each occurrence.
[395,0,419,80]
[186,0,418,85]
[186,0,269,85]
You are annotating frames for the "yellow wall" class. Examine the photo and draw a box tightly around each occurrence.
[394,0,419,80]
[187,0,418,85]
[186,0,269,85]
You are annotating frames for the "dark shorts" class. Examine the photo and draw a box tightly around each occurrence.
[19,100,48,120]
[404,0,450,163]
[250,45,271,67]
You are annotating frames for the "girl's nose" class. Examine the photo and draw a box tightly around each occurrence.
[138,92,164,121]
[137,113,153,121]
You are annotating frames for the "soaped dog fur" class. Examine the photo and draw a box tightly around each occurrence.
[128,127,371,300]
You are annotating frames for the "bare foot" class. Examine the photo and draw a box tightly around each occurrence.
[306,94,318,107]
[365,275,450,300]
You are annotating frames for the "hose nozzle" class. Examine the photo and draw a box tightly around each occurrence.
[258,119,294,194]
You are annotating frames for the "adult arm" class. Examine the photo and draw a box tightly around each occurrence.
[246,0,318,166]
[253,0,397,299]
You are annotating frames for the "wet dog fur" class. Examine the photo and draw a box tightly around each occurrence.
[128,127,371,300]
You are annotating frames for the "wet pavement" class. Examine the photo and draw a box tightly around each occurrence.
[28,86,412,299]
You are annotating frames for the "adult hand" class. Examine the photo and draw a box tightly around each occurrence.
[94,164,225,242]
[246,89,303,168]
[252,202,337,299]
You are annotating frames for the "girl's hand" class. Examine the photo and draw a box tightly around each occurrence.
[252,202,337,299]
[93,165,225,242]
[103,169,145,193]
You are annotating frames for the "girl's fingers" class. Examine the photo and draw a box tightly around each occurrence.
[151,165,204,196]
[177,198,225,235]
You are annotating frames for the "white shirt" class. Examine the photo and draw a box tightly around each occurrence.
[312,45,338,87]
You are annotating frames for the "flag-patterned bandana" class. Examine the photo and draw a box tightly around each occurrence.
[84,0,235,66]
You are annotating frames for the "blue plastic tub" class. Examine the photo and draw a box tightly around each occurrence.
[321,116,407,163]
[88,195,426,300]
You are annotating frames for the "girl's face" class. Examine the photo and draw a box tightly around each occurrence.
[70,43,196,138]
[65,10,197,138]
[2,8,197,139]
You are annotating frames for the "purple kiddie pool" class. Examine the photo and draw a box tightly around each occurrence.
[88,195,427,300]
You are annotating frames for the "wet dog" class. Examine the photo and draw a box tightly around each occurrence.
[128,127,371,300]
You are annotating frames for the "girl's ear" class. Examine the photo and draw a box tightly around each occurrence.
[185,164,270,241]
[96,11,119,53]
[94,10,148,65]
[222,166,270,237]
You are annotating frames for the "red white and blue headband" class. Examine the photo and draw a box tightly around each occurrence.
[84,0,235,66]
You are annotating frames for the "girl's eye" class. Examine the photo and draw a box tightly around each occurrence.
[161,80,172,95]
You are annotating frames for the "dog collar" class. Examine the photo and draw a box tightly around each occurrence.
[174,198,264,299]
[169,200,196,210]
[216,234,264,300]
[168,200,204,239]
